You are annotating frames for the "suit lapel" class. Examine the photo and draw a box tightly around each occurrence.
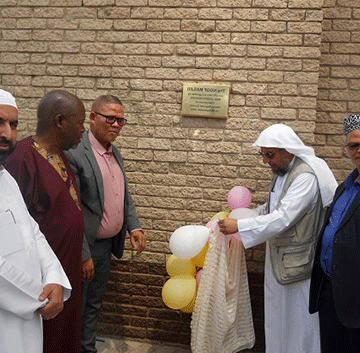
[83,131,105,210]
[336,184,360,232]
[327,184,345,219]
[112,147,126,177]
[320,178,360,236]
[112,146,130,220]
[315,183,344,244]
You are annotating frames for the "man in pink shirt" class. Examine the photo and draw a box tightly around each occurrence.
[65,95,146,353]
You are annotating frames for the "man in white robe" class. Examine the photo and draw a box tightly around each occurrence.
[219,124,338,353]
[0,88,71,353]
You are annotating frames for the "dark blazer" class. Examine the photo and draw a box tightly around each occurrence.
[309,171,360,328]
[65,131,141,260]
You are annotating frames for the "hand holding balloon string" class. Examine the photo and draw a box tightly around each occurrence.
[218,218,238,235]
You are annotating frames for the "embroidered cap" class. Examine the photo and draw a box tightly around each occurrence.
[0,89,17,109]
[344,114,360,135]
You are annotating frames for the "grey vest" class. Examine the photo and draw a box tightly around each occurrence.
[268,157,325,285]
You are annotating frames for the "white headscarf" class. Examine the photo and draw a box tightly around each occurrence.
[0,89,17,109]
[252,124,337,207]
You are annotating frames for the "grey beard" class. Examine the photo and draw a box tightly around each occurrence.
[273,169,287,177]
[273,163,290,177]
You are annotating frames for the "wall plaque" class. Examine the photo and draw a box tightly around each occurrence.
[181,82,230,119]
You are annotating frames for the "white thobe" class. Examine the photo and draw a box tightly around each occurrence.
[236,171,321,353]
[0,167,71,353]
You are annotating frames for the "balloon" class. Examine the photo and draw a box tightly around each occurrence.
[195,269,204,286]
[210,211,229,220]
[192,242,209,268]
[166,254,196,277]
[227,208,258,239]
[169,225,210,259]
[227,186,252,210]
[162,274,197,310]
[181,290,197,313]
[229,208,257,220]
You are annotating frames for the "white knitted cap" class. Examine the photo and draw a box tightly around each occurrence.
[0,89,17,109]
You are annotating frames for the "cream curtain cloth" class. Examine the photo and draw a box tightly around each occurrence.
[191,224,255,353]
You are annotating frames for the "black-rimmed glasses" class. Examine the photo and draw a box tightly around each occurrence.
[94,111,127,126]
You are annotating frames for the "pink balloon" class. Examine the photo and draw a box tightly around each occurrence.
[229,208,257,220]
[195,269,204,285]
[227,186,252,209]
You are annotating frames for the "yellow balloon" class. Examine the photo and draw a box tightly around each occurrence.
[191,242,209,268]
[166,254,196,277]
[162,275,197,310]
[181,290,197,313]
[211,211,229,220]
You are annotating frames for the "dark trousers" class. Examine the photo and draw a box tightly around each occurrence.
[81,238,112,353]
[318,275,360,353]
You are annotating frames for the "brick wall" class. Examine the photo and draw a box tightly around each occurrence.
[1,0,359,349]
[1,0,326,269]
[315,0,360,182]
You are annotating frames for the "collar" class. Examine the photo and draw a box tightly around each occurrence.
[88,130,112,156]
[287,155,296,171]
[344,169,360,188]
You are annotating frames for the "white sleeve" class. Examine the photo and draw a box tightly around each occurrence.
[236,173,319,249]
[0,255,49,320]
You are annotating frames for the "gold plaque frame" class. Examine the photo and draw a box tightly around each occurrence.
[181,82,231,119]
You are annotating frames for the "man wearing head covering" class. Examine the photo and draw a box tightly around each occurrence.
[219,123,337,353]
[5,90,86,353]
[309,114,360,353]
[0,88,71,352]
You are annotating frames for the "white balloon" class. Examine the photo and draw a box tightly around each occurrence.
[169,225,210,259]
[229,208,257,220]
[228,208,258,240]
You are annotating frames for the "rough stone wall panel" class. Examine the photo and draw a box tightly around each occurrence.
[316,0,360,164]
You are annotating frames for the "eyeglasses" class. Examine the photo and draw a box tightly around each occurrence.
[94,112,127,126]
[259,151,276,159]
[346,142,360,151]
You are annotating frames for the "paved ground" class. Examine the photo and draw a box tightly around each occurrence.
[96,337,191,353]
[96,336,263,353]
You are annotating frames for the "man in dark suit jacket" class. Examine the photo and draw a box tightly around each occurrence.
[309,113,360,353]
[65,95,146,353]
